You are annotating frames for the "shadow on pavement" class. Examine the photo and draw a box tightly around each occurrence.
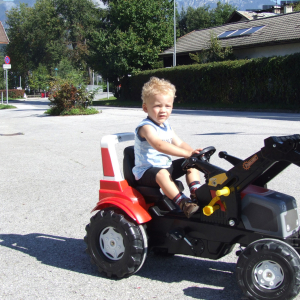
[0,233,99,277]
[138,253,244,299]
[9,99,50,106]
[0,232,244,299]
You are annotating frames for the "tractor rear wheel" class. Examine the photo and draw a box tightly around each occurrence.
[84,209,148,278]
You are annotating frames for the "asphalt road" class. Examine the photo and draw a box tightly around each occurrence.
[1,99,300,300]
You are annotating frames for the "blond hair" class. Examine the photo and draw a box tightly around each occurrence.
[141,77,176,103]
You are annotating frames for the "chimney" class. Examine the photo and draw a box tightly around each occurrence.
[284,5,293,13]
[272,5,281,13]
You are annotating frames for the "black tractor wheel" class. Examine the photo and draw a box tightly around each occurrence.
[84,209,148,278]
[236,239,300,300]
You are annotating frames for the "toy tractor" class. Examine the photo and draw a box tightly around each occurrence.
[85,132,300,300]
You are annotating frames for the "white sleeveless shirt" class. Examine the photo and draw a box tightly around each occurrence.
[132,117,173,180]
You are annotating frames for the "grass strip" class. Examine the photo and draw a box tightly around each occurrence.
[45,107,100,116]
[0,104,17,109]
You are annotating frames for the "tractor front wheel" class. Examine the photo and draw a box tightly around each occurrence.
[236,239,300,300]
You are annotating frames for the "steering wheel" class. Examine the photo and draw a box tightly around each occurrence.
[194,146,216,162]
[181,146,216,170]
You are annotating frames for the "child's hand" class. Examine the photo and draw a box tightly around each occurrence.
[191,148,203,157]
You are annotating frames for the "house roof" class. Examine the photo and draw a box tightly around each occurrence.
[226,10,279,23]
[0,21,9,44]
[161,11,300,57]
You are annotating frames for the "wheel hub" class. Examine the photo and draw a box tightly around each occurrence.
[99,226,125,260]
[254,260,284,289]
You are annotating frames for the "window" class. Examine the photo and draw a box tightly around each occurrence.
[218,26,265,39]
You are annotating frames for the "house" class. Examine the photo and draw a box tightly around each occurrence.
[0,21,9,44]
[226,10,279,23]
[160,10,300,67]
[226,3,294,23]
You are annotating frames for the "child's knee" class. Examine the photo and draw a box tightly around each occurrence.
[187,168,197,176]
[156,169,171,183]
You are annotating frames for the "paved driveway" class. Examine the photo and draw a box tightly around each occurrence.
[1,100,300,299]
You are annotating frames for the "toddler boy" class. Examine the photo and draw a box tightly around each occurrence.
[132,77,202,218]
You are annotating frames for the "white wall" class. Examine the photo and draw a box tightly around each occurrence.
[233,42,300,59]
[87,85,103,92]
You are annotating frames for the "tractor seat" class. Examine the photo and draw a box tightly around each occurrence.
[123,146,184,204]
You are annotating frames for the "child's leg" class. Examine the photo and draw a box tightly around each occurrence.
[155,168,180,199]
[186,167,201,185]
[170,159,201,198]
[156,168,199,218]
[186,168,201,199]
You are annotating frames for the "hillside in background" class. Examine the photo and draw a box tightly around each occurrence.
[177,0,276,11]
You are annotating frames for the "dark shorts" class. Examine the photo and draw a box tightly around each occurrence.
[136,158,186,188]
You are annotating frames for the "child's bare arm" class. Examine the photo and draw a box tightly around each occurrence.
[172,130,202,155]
[139,125,193,158]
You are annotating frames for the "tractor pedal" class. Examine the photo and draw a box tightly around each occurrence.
[148,205,164,217]
[167,228,199,255]
[167,228,185,241]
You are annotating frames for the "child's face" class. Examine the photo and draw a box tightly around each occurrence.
[142,92,174,126]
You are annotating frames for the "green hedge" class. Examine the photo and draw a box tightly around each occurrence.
[0,89,25,99]
[120,53,300,109]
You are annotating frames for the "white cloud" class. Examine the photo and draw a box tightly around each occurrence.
[91,0,106,8]
[3,2,16,9]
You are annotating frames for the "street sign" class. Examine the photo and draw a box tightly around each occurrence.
[3,64,11,69]
[4,56,10,64]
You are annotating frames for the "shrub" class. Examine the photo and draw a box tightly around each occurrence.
[120,53,300,110]
[48,80,98,114]
[0,89,25,99]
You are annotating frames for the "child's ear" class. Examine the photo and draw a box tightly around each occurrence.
[142,103,148,113]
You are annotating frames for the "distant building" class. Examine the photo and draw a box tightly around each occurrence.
[0,21,9,44]
[226,11,279,23]
[160,10,300,67]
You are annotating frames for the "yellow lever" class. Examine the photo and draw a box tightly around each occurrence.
[216,186,230,197]
[203,196,220,216]
[203,187,230,217]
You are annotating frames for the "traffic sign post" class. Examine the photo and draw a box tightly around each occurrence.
[3,56,11,104]
[4,56,10,64]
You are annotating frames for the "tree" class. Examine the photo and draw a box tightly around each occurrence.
[53,0,100,70]
[5,1,66,77]
[178,8,188,37]
[178,2,236,35]
[88,0,174,87]
[5,0,99,85]
[0,49,5,89]
[55,58,87,87]
[28,64,51,93]
[294,2,300,11]
[210,2,236,27]
[189,32,235,64]
[5,0,67,90]
[186,5,211,32]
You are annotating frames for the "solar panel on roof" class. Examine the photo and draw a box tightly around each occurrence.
[218,26,265,39]
[218,30,237,38]
[241,26,265,35]
[228,28,251,37]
